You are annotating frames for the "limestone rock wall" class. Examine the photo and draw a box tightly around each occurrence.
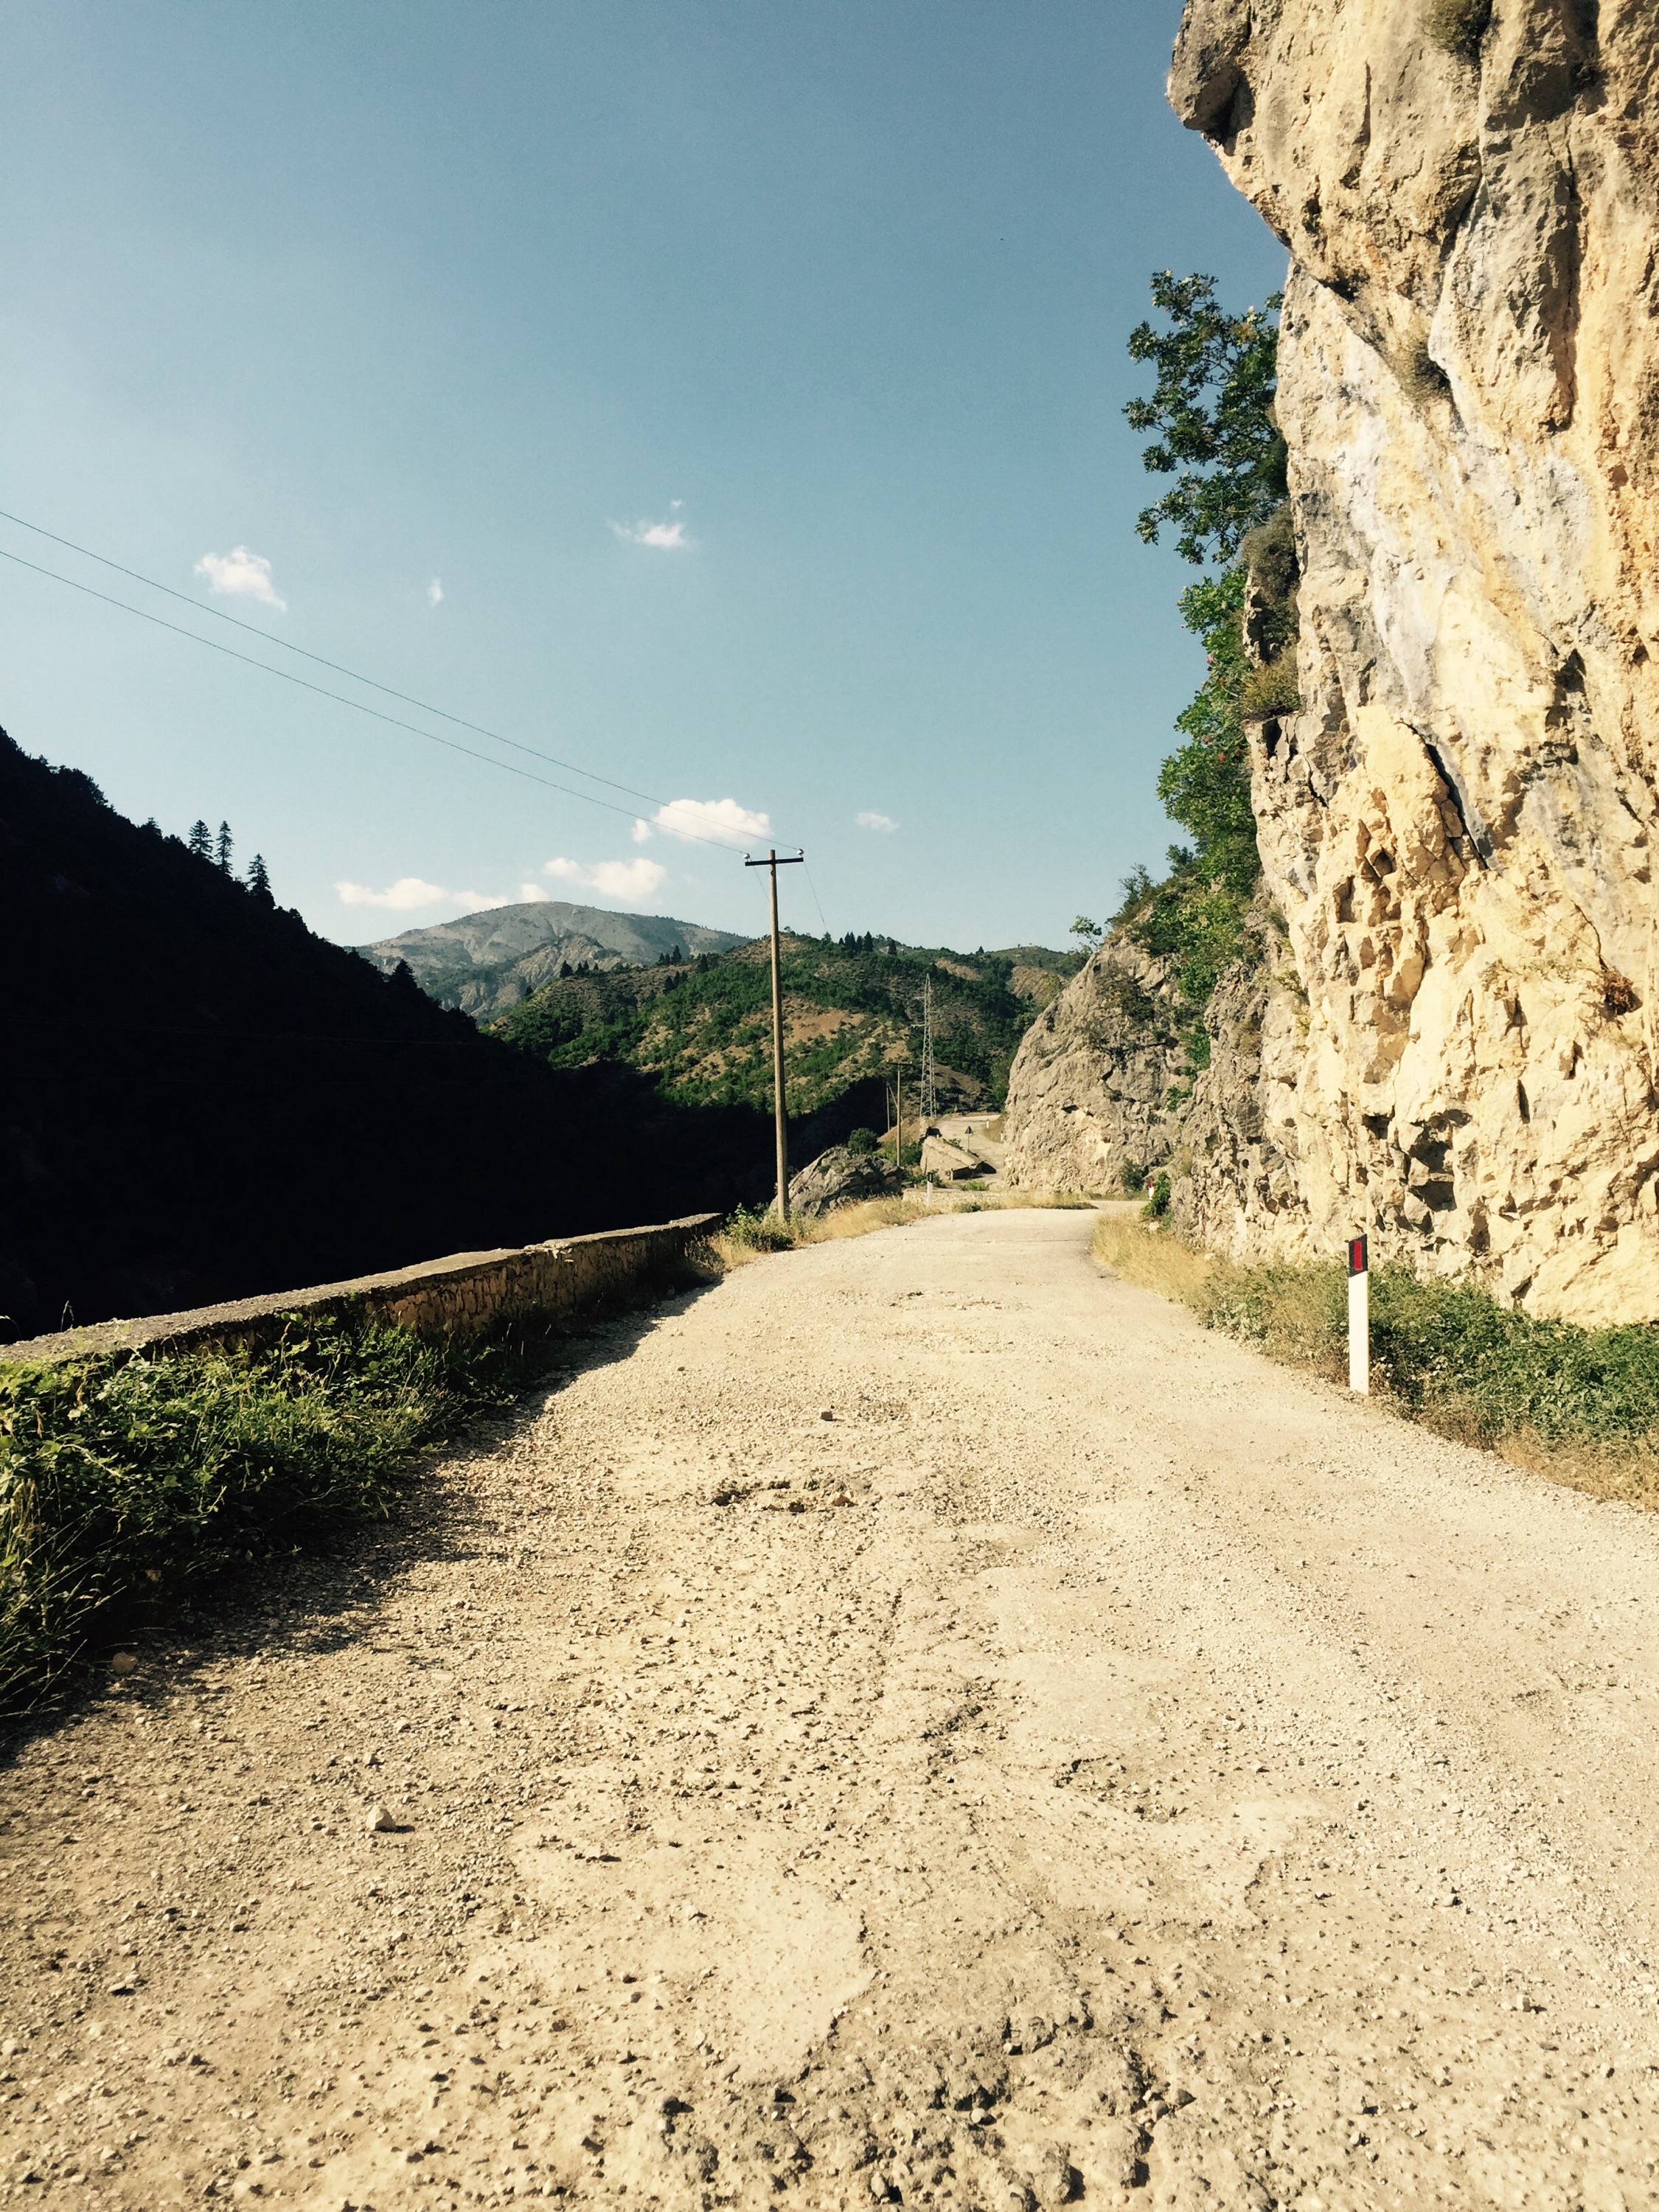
[1001,910,1307,1246]
[1000,936,1188,1196]
[1028,0,1659,1321]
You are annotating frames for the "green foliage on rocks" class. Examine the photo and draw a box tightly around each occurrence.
[1114,273,1298,1024]
[1238,658,1304,722]
[1423,0,1492,61]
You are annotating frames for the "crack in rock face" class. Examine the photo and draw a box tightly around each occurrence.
[1007,0,1659,1324]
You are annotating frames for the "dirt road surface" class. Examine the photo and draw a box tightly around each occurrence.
[5,1208,1659,2211]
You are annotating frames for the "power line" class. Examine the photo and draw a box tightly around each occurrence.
[801,857,831,938]
[0,504,672,815]
[0,542,759,852]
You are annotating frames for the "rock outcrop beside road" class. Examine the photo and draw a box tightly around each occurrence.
[786,1144,901,1217]
[1179,0,1659,1321]
[1001,920,1305,1247]
[1013,3,1659,1320]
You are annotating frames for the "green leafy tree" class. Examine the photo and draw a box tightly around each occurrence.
[1125,271,1285,566]
[1158,569,1259,895]
[1117,271,1287,1012]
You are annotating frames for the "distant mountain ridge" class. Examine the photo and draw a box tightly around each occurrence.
[354,900,748,1016]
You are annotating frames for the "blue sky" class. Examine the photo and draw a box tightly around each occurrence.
[1,1,1286,952]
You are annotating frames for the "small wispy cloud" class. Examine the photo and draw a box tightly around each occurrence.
[195,545,286,610]
[610,498,692,550]
[856,810,898,833]
[543,855,668,903]
[647,796,771,846]
[427,577,444,607]
[631,817,653,845]
[336,877,500,911]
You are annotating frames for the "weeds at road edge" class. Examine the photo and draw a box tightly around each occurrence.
[0,1316,563,1714]
[1093,1216,1659,1506]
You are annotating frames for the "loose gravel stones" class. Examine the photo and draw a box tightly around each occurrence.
[4,1212,1659,2206]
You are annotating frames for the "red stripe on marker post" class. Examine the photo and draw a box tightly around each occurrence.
[1347,1232,1369,1394]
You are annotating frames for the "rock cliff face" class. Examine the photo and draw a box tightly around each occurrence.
[1002,936,1176,1195]
[1010,0,1659,1322]
[1001,910,1306,1251]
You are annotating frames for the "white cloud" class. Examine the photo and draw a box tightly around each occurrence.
[631,817,653,844]
[650,796,771,845]
[610,499,691,549]
[856,810,898,832]
[195,545,287,610]
[542,855,668,903]
[336,877,500,911]
[427,577,444,607]
[519,881,552,901]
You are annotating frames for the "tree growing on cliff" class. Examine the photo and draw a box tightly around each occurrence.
[1120,272,1286,1007]
[1126,271,1285,567]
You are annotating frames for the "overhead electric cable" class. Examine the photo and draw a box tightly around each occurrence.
[801,857,832,938]
[0,542,758,852]
[0,504,670,813]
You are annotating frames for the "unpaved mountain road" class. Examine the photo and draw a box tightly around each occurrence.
[5,1209,1659,2212]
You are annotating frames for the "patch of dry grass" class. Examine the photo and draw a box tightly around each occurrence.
[975,1188,1097,1211]
[806,1194,930,1241]
[1423,0,1490,60]
[708,1186,1096,1270]
[1093,1216,1659,1509]
[705,1195,932,1270]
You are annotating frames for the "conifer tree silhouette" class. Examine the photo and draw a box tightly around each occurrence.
[187,819,213,859]
[216,821,234,874]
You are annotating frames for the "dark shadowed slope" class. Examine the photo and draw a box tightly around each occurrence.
[0,731,773,1340]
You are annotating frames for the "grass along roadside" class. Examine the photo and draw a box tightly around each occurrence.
[0,1315,576,1716]
[3,1202,1102,1709]
[1095,1215,1659,1506]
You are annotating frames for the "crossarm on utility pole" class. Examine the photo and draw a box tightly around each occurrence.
[744,848,805,1220]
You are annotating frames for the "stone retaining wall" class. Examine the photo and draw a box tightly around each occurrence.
[0,1215,720,1367]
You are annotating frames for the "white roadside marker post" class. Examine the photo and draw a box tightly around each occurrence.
[1347,1233,1370,1394]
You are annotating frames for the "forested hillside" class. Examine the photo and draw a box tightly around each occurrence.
[491,933,1077,1128]
[0,731,771,1338]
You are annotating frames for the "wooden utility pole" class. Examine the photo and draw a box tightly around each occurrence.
[744,847,804,1218]
[886,1043,911,1175]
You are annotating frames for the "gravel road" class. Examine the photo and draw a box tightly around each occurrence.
[4,1207,1659,2211]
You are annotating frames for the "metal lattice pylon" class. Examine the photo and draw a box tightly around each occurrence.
[921,973,936,1126]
